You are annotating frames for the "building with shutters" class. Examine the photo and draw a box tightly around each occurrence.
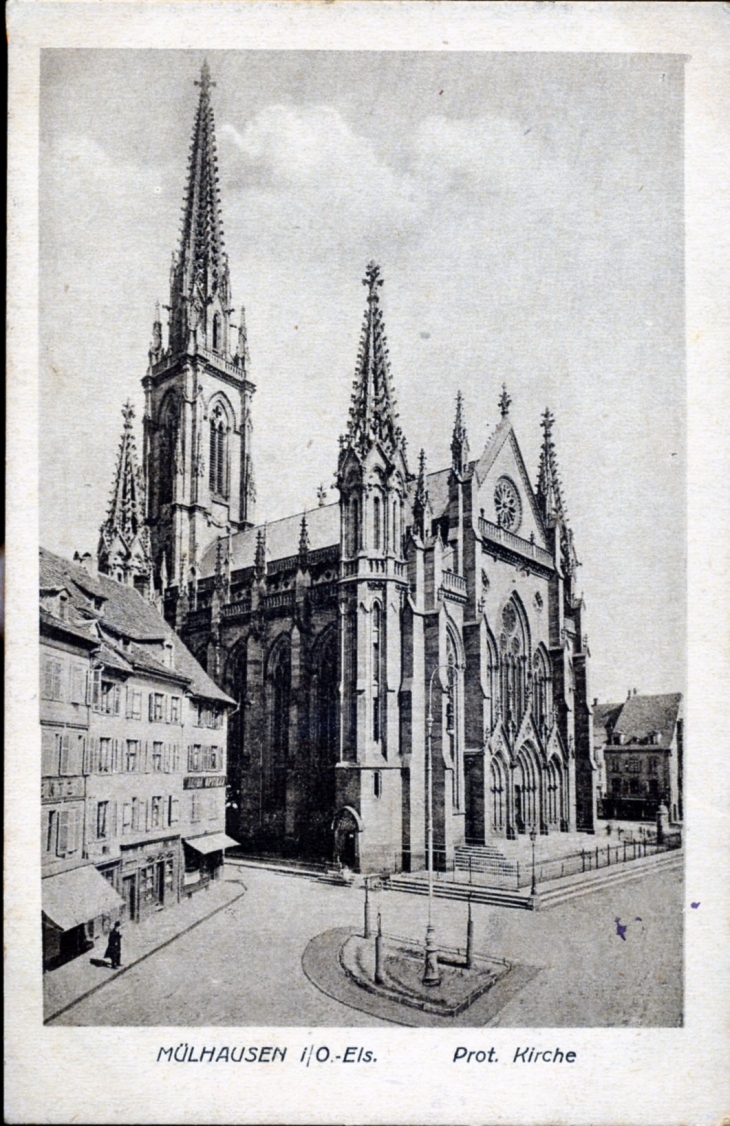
[92,63,599,876]
[594,691,683,824]
[40,546,235,970]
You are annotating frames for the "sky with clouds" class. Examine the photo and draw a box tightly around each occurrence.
[40,49,685,701]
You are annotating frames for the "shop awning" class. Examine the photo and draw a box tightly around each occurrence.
[42,866,124,932]
[184,833,239,856]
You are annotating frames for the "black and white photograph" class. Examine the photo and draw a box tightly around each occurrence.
[6,4,730,1124]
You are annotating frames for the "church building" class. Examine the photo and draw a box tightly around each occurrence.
[98,64,598,874]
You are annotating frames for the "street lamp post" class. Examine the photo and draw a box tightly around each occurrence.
[423,664,455,987]
[530,824,538,897]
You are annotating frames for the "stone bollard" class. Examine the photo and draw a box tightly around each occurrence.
[374,912,384,985]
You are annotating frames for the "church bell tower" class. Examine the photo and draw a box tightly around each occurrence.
[143,62,256,600]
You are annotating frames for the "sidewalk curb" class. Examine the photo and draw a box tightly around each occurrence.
[44,880,247,1025]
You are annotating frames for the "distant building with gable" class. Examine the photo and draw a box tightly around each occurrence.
[594,690,683,824]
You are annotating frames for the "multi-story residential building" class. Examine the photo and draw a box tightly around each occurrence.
[594,690,683,824]
[40,546,234,969]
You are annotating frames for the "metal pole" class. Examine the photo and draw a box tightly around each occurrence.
[466,895,474,969]
[375,911,384,985]
[364,876,372,939]
[530,825,538,897]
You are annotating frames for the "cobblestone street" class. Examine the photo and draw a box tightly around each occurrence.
[53,860,683,1027]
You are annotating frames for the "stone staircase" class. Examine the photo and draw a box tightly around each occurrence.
[454,844,519,886]
[383,872,533,910]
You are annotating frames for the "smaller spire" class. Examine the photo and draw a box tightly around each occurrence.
[194,59,216,96]
[536,407,563,525]
[235,305,250,371]
[97,401,151,585]
[451,390,470,477]
[413,448,429,540]
[298,516,311,565]
[317,484,328,507]
[254,526,267,580]
[498,383,512,419]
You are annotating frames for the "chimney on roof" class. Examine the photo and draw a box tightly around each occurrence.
[74,551,97,577]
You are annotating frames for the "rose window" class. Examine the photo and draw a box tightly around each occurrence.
[494,477,522,532]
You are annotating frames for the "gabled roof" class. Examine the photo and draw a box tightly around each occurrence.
[592,702,624,742]
[613,693,682,747]
[40,548,232,704]
[200,503,340,579]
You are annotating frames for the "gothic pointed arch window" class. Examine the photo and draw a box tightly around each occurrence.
[315,630,339,768]
[373,494,382,551]
[212,312,221,353]
[498,597,529,729]
[268,640,290,808]
[372,602,382,744]
[533,647,553,732]
[158,396,180,508]
[490,756,506,833]
[209,403,229,499]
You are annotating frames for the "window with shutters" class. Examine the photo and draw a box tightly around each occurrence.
[126,687,143,720]
[42,657,63,701]
[169,796,180,825]
[125,740,139,772]
[99,680,121,715]
[172,744,181,772]
[122,803,132,834]
[150,693,165,722]
[209,792,220,820]
[42,730,58,776]
[189,745,202,772]
[191,792,201,822]
[96,801,109,839]
[45,809,57,853]
[58,733,71,775]
[99,738,112,773]
[55,806,79,855]
[170,696,181,724]
[70,665,87,704]
[210,746,220,771]
[150,796,162,829]
[152,742,163,772]
[131,798,140,831]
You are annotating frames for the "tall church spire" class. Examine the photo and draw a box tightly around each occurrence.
[343,262,405,463]
[168,61,231,356]
[98,402,152,586]
[451,390,470,477]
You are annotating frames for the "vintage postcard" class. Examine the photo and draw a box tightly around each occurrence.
[6,2,730,1124]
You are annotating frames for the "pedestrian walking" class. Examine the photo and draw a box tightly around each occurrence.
[105,921,122,969]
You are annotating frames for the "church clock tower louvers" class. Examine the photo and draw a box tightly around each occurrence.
[143,62,255,611]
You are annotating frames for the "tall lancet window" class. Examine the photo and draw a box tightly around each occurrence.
[372,603,382,743]
[159,401,179,507]
[373,495,381,551]
[209,405,229,499]
[212,312,221,352]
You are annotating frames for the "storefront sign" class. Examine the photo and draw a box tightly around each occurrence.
[184,775,226,789]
